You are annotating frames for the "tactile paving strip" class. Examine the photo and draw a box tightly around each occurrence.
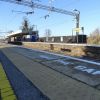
[0,63,17,100]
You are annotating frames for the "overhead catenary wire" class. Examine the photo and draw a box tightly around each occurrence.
[12,10,34,15]
[0,0,78,20]
[40,0,55,20]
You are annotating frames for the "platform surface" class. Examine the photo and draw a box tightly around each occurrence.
[0,44,100,100]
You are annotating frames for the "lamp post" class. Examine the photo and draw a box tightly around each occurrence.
[73,9,80,43]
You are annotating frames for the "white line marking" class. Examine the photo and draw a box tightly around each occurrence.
[19,46,100,66]
[56,59,73,65]
[39,55,54,60]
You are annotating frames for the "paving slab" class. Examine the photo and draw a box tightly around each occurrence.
[1,47,100,100]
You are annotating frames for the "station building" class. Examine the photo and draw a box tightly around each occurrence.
[7,30,39,43]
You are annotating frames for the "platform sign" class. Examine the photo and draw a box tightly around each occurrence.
[73,28,81,32]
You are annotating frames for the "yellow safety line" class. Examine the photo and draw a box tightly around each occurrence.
[0,63,17,100]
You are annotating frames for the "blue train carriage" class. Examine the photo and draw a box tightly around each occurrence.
[29,31,39,42]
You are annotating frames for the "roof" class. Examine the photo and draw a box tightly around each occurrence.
[7,31,38,37]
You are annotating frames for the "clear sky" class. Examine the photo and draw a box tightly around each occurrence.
[0,0,100,37]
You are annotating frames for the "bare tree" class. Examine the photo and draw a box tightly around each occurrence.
[21,18,29,33]
[45,29,52,42]
[21,18,34,33]
[88,28,100,44]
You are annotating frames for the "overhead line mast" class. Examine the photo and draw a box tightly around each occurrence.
[0,0,80,41]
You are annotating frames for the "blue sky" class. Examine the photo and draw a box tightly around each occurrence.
[0,0,100,37]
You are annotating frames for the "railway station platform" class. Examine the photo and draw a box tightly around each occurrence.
[0,43,100,100]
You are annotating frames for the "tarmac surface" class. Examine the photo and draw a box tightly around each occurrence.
[0,43,100,100]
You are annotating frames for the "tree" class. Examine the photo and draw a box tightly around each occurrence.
[88,28,100,44]
[21,18,34,33]
[21,18,29,33]
[44,29,52,42]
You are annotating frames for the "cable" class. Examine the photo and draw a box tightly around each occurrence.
[12,10,34,15]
